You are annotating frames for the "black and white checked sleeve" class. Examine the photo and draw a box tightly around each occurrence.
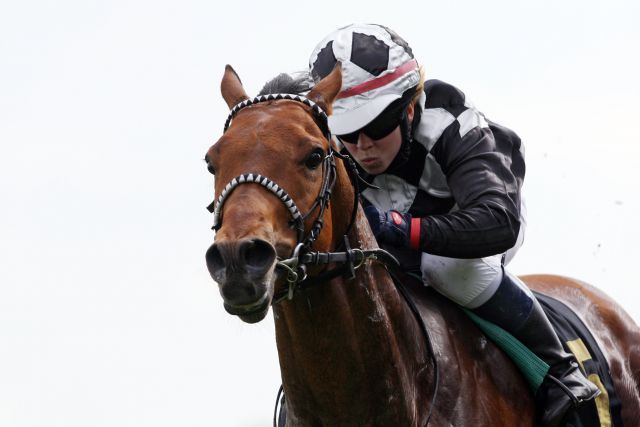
[414,80,525,259]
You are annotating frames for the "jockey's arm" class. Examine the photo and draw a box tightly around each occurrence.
[415,118,523,259]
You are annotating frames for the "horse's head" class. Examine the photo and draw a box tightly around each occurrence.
[205,65,343,323]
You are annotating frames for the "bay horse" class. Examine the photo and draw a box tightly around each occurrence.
[204,64,640,426]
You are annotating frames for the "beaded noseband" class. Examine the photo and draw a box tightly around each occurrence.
[209,172,303,236]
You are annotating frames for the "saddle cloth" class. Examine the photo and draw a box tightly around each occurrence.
[533,291,624,427]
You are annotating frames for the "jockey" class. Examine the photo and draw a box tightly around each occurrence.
[308,23,599,426]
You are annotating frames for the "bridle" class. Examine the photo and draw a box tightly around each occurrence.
[210,94,333,244]
[206,93,398,303]
[207,93,439,426]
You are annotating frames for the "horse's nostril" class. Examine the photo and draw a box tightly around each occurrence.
[242,239,276,274]
[205,243,225,279]
[206,239,276,282]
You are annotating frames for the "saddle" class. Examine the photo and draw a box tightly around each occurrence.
[532,291,624,427]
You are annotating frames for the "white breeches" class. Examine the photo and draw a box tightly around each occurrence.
[420,202,527,309]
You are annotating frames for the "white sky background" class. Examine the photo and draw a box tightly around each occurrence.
[1,0,639,426]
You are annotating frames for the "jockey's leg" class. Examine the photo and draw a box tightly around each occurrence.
[420,254,600,427]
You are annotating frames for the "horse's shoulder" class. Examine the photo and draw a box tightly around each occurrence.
[403,283,535,423]
[405,285,529,372]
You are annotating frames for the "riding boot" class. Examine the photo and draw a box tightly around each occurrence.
[471,269,600,427]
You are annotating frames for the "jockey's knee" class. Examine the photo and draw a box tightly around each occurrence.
[420,253,504,308]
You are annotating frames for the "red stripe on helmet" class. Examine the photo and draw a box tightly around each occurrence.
[336,59,418,100]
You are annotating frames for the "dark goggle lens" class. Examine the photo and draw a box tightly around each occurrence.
[337,108,403,144]
[363,109,402,139]
[338,130,360,144]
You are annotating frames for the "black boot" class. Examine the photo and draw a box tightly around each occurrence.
[472,269,600,427]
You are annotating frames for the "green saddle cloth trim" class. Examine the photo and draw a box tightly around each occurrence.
[463,309,550,392]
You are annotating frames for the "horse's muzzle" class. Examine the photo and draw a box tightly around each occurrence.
[206,238,277,322]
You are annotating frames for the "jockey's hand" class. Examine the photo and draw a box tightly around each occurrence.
[364,205,414,248]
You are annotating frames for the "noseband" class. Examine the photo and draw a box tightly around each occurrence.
[207,93,398,302]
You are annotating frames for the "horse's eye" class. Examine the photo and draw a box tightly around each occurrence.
[305,150,324,170]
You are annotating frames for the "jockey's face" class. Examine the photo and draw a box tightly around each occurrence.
[341,102,414,175]
[342,127,403,175]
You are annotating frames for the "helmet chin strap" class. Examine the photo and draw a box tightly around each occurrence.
[383,109,414,174]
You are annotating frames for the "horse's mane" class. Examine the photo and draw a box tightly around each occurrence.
[258,71,313,95]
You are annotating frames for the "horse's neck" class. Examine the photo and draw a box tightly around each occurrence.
[272,218,432,424]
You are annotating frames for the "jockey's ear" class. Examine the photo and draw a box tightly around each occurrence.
[221,65,249,109]
[407,101,415,122]
[306,63,342,115]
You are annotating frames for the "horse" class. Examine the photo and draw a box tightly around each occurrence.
[204,64,640,426]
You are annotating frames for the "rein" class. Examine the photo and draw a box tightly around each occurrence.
[209,93,438,426]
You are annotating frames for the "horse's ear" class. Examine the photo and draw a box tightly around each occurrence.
[221,65,249,109]
[306,63,342,115]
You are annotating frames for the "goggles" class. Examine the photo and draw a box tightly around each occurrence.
[337,105,404,144]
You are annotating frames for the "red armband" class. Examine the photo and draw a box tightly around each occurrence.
[410,217,421,250]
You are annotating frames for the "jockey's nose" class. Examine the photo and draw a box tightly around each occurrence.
[205,238,277,302]
[357,133,375,150]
